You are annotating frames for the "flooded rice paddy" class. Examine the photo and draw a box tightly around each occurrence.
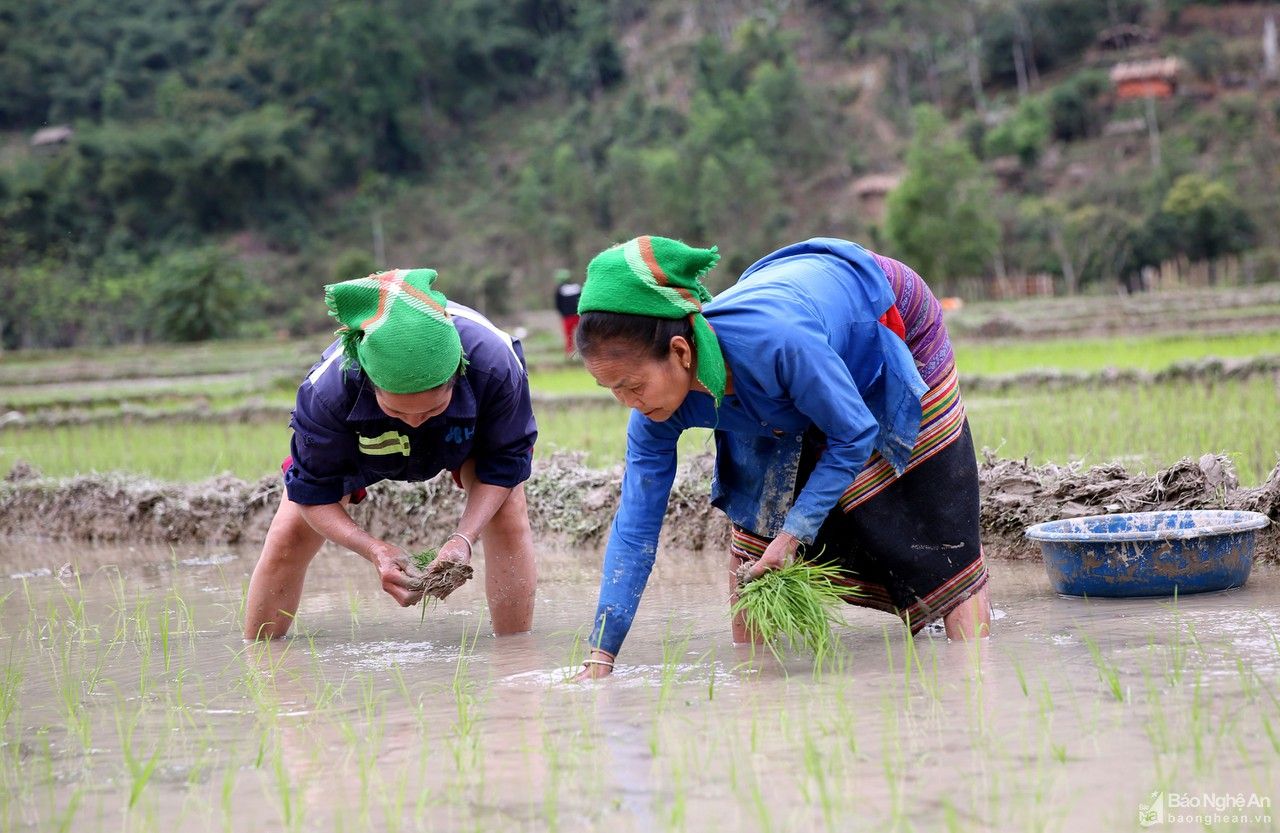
[1,539,1277,832]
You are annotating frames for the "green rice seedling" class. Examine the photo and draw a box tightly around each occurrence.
[1081,635,1125,703]
[745,766,775,833]
[540,726,564,832]
[118,719,162,811]
[800,727,835,829]
[657,628,691,712]
[0,653,21,732]
[380,770,411,833]
[158,604,173,673]
[411,548,438,571]
[50,645,92,750]
[705,650,716,701]
[269,732,305,832]
[450,628,482,771]
[899,621,941,706]
[49,786,83,833]
[731,561,852,669]
[1261,713,1280,755]
[555,625,599,683]
[664,754,689,832]
[345,590,363,637]
[220,765,237,833]
[169,589,197,651]
[1141,671,1173,755]
[1009,652,1029,697]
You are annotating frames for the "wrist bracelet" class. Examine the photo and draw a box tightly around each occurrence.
[447,531,474,554]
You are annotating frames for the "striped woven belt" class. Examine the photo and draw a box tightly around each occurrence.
[836,364,965,513]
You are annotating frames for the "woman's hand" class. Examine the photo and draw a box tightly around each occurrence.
[571,649,616,682]
[743,532,801,581]
[369,542,426,607]
[431,533,473,569]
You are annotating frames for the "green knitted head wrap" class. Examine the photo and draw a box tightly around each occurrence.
[578,235,726,405]
[324,268,463,394]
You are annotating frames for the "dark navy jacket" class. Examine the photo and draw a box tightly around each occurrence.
[284,304,537,505]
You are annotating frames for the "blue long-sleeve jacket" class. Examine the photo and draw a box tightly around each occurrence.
[589,240,928,656]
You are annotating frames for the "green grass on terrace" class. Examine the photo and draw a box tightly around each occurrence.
[2,378,1275,485]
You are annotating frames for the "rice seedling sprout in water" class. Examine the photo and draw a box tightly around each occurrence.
[731,560,853,669]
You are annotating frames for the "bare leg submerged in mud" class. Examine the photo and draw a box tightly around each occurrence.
[243,460,536,640]
[729,553,993,645]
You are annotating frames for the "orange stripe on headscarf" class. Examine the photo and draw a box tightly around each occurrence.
[638,235,700,309]
[359,270,401,330]
[358,270,449,331]
[398,281,449,316]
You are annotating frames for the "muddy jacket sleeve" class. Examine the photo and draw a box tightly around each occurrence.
[588,409,684,657]
[285,379,360,506]
[471,364,537,488]
[774,320,880,544]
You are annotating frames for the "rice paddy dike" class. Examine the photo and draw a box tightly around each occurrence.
[2,448,1279,567]
[3,286,1280,831]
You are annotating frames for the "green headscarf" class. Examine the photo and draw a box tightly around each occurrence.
[578,235,726,405]
[325,268,463,394]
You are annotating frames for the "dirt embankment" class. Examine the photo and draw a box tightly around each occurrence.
[2,453,1278,564]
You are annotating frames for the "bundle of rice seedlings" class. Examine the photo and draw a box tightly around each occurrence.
[731,561,854,667]
[411,548,439,571]
[409,547,473,622]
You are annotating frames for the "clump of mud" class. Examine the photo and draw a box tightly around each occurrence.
[1,451,1277,564]
[5,460,41,482]
[977,451,1269,560]
[962,356,1280,393]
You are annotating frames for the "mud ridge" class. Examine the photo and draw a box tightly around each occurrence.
[2,452,1277,565]
[962,355,1280,392]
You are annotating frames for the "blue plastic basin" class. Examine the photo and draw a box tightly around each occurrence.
[1025,510,1270,597]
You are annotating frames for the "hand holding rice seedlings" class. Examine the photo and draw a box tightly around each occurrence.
[731,560,853,667]
[409,547,474,622]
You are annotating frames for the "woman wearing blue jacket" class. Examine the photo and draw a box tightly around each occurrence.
[572,236,990,679]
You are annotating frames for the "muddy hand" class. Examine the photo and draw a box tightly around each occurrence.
[421,536,474,601]
[430,535,472,570]
[743,532,801,582]
[371,544,426,607]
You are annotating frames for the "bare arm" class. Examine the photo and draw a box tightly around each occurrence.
[298,502,425,607]
[454,482,512,548]
[428,477,514,568]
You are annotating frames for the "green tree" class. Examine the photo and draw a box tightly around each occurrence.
[146,248,260,342]
[1161,174,1256,284]
[984,95,1050,165]
[1046,69,1108,142]
[884,106,999,289]
[1064,205,1141,289]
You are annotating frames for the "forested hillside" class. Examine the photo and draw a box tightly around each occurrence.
[1,0,1277,347]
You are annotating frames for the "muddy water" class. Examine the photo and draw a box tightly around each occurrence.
[1,539,1277,832]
